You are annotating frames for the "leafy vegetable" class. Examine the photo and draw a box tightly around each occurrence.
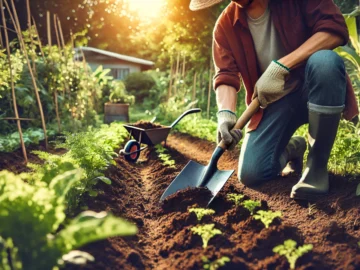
[227,193,245,207]
[273,239,313,270]
[155,145,176,168]
[188,208,215,222]
[242,200,261,215]
[202,256,230,270]
[253,210,282,228]
[191,224,222,249]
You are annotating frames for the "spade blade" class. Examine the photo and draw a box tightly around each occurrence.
[160,160,234,204]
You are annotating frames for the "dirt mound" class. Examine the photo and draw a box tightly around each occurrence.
[130,120,164,129]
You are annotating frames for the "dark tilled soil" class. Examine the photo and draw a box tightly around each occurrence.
[66,133,360,270]
[130,121,164,130]
[1,133,359,269]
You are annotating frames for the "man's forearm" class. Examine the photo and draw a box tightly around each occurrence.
[216,85,237,112]
[279,32,344,69]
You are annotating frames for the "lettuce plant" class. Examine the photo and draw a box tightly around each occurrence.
[242,200,261,215]
[191,224,222,249]
[202,256,230,270]
[227,193,245,207]
[0,170,137,270]
[155,145,176,168]
[253,210,282,228]
[273,239,313,269]
[188,208,215,222]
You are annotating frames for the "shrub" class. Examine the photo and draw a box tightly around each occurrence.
[124,72,156,103]
[108,80,135,104]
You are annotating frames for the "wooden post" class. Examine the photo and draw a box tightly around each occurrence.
[32,17,45,60]
[0,26,3,48]
[57,17,66,49]
[192,72,197,103]
[53,14,61,50]
[207,69,212,119]
[1,0,27,162]
[26,0,37,75]
[47,11,52,49]
[7,0,48,149]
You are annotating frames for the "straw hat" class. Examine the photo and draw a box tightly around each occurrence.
[189,0,224,11]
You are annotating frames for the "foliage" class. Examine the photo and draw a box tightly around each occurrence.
[0,170,137,270]
[242,200,261,215]
[108,80,135,104]
[155,145,176,168]
[273,240,313,270]
[174,116,218,142]
[125,72,156,103]
[0,236,22,270]
[253,210,282,229]
[188,208,215,222]
[202,256,230,270]
[227,193,245,207]
[191,224,222,249]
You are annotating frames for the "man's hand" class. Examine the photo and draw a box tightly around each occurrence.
[253,60,291,108]
[217,110,242,150]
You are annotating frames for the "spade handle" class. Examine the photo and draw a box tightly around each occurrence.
[218,98,261,150]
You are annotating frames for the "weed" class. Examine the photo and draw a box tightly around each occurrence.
[191,224,222,249]
[253,210,282,228]
[202,256,230,270]
[189,208,215,222]
[155,145,176,168]
[227,193,245,207]
[273,239,313,269]
[242,200,261,215]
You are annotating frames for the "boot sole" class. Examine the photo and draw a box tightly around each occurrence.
[290,190,327,201]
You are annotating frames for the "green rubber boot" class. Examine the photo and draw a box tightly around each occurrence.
[290,110,341,200]
[281,136,307,176]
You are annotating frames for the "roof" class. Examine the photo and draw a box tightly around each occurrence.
[75,47,154,66]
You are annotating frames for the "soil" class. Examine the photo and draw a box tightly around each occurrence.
[1,133,359,269]
[130,121,164,130]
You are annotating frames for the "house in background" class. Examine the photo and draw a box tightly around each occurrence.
[74,47,154,80]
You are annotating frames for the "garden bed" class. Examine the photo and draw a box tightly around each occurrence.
[66,133,360,270]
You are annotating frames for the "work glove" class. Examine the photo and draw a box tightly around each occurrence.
[253,60,291,108]
[217,110,243,150]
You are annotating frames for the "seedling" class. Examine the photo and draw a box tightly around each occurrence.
[202,256,230,270]
[273,239,313,269]
[191,224,222,249]
[155,145,176,168]
[253,210,282,228]
[242,200,261,215]
[188,208,215,222]
[308,203,318,216]
[227,193,245,207]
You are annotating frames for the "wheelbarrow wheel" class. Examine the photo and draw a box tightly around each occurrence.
[123,140,141,163]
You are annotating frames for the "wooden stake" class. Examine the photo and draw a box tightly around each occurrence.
[173,51,180,95]
[26,0,37,75]
[1,0,27,162]
[57,17,65,49]
[7,0,48,149]
[53,14,61,50]
[192,72,197,103]
[47,11,52,49]
[168,59,174,100]
[32,17,45,60]
[0,26,3,48]
[182,54,186,78]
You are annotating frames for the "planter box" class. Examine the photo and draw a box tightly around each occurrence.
[104,103,129,123]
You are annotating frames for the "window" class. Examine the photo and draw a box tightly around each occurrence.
[110,68,130,80]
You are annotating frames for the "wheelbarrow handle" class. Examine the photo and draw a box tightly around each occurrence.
[170,108,201,128]
[218,98,261,150]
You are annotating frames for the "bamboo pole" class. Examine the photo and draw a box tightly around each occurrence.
[53,14,61,50]
[26,0,37,75]
[7,0,48,149]
[32,17,45,60]
[57,17,66,49]
[168,59,174,100]
[1,0,27,162]
[0,26,3,48]
[173,51,180,95]
[47,11,52,49]
[192,72,197,103]
[207,69,212,119]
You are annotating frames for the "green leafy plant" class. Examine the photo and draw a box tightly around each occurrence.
[253,210,282,228]
[155,145,176,168]
[108,80,135,104]
[202,256,230,270]
[189,208,215,222]
[242,200,261,215]
[273,239,313,270]
[0,170,137,270]
[191,224,222,249]
[227,193,245,207]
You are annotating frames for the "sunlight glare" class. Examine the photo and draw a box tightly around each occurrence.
[127,0,166,19]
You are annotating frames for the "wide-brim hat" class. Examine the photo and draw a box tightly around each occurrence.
[189,0,224,11]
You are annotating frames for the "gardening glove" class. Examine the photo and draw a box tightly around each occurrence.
[253,60,291,108]
[217,110,242,150]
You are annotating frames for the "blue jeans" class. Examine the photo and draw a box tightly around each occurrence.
[238,50,346,186]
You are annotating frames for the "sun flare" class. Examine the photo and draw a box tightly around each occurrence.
[127,0,166,19]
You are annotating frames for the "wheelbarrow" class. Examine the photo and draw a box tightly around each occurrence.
[120,108,201,162]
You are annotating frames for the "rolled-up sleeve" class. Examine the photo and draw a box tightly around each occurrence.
[302,0,349,45]
[212,22,241,91]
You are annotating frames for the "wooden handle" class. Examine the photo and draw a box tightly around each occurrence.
[218,98,261,150]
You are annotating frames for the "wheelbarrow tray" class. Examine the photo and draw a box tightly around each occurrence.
[123,125,171,146]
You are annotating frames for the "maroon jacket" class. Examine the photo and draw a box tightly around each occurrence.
[213,0,359,131]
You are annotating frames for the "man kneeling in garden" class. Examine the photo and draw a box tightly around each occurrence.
[190,0,359,199]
